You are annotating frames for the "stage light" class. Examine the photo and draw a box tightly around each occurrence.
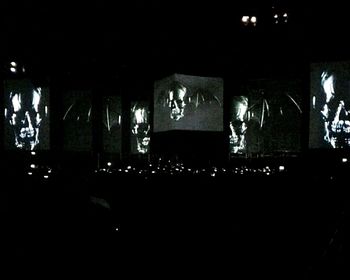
[10,67,16,73]
[241,15,257,27]
[342,158,348,163]
[10,61,17,67]
[242,16,250,25]
[250,16,257,26]
[272,6,289,25]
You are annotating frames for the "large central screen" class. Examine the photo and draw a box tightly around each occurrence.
[153,74,224,132]
[4,79,50,151]
[309,61,350,149]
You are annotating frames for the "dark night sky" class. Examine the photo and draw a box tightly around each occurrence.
[1,1,350,80]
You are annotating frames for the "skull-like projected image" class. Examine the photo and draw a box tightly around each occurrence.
[4,79,49,150]
[154,74,223,132]
[131,102,150,154]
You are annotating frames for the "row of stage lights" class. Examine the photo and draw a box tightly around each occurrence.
[241,7,289,27]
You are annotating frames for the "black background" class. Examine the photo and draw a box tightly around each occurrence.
[2,1,350,82]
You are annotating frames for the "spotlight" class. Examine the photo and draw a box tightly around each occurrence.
[241,15,258,27]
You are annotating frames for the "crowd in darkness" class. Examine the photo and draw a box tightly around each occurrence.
[0,153,347,279]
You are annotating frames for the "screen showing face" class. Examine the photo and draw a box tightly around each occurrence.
[130,101,150,154]
[309,61,350,149]
[102,96,122,153]
[154,74,224,132]
[62,90,92,151]
[231,80,302,155]
[4,79,50,150]
[229,96,249,154]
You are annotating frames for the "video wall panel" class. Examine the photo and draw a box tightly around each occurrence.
[4,79,50,150]
[230,80,303,155]
[154,74,224,132]
[102,96,122,153]
[309,61,350,149]
[130,101,150,154]
[62,90,92,151]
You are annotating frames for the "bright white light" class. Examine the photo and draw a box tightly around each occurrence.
[107,162,112,167]
[274,14,279,19]
[115,227,119,231]
[10,67,16,73]
[279,165,285,171]
[31,151,36,155]
[10,61,17,67]
[250,16,257,23]
[44,175,49,179]
[283,13,288,18]
[342,158,348,163]
[30,164,36,169]
[127,165,131,169]
[242,16,250,24]
[28,172,33,176]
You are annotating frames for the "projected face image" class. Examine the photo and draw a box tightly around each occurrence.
[319,70,350,148]
[166,82,187,121]
[131,103,150,154]
[154,75,224,132]
[6,87,44,150]
[230,96,248,154]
